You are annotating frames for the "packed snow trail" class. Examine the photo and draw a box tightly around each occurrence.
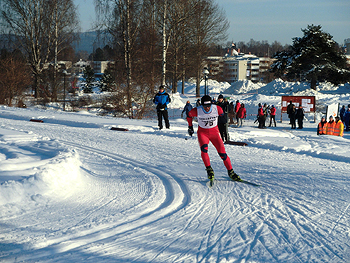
[0,107,350,262]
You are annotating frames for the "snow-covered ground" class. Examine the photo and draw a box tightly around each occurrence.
[1,80,350,262]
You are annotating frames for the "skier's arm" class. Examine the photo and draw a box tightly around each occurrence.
[217,106,224,116]
[187,108,197,126]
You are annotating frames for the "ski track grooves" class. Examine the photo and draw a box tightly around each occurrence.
[17,140,191,261]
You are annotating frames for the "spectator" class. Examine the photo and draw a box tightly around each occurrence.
[153,85,171,130]
[216,94,229,142]
[228,101,235,124]
[268,105,276,127]
[263,104,269,128]
[181,101,193,118]
[339,105,346,123]
[333,116,344,137]
[235,100,241,123]
[326,116,335,135]
[344,107,350,132]
[236,103,247,127]
[290,105,297,129]
[257,103,265,129]
[286,101,294,124]
[317,116,327,135]
[296,105,305,129]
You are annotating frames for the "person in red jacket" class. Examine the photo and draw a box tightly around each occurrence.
[234,100,241,123]
[187,95,241,181]
[268,105,276,127]
[236,103,247,127]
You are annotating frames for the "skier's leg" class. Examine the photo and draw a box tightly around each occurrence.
[197,130,211,168]
[210,131,233,171]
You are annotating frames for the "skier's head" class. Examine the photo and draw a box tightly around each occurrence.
[218,94,224,101]
[159,85,165,92]
[201,95,212,107]
[329,116,334,121]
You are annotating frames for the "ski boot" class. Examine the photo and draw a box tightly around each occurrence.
[228,169,242,181]
[206,166,214,180]
[206,166,215,187]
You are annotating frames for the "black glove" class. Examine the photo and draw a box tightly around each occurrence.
[188,126,194,136]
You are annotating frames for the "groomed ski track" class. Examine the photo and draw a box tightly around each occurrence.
[0,108,349,262]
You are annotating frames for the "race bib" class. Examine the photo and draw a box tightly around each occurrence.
[197,105,218,129]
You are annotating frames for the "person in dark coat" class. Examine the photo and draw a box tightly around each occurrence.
[296,105,305,129]
[290,105,297,129]
[286,101,294,124]
[215,94,229,142]
[340,105,346,123]
[153,85,171,129]
[228,101,235,124]
[257,103,265,129]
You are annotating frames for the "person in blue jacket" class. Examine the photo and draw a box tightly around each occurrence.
[153,85,171,129]
[181,101,193,118]
[344,107,350,132]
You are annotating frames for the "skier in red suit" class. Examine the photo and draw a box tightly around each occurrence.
[187,95,241,181]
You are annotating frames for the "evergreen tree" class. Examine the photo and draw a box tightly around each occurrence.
[271,25,350,90]
[83,65,95,93]
[100,69,115,92]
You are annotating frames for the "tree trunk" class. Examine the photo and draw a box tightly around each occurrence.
[161,0,167,86]
[310,76,317,90]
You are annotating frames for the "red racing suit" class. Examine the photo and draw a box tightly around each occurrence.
[187,105,233,170]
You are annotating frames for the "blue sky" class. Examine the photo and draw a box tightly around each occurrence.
[75,0,349,45]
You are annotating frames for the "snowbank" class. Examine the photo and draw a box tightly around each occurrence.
[0,134,83,207]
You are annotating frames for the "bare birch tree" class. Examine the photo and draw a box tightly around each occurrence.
[1,0,79,99]
[96,0,143,118]
[188,0,228,97]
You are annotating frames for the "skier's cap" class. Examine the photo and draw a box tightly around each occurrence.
[321,116,325,119]
[201,95,212,106]
[329,116,334,119]
[218,94,224,99]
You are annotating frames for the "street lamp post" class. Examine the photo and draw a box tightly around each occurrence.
[62,70,67,111]
[203,68,209,96]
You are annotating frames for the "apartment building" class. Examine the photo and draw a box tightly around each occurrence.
[205,52,273,84]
